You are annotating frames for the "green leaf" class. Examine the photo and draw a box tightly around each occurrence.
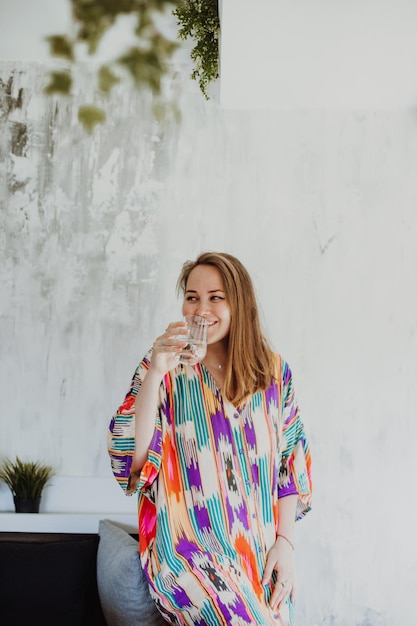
[44,71,72,95]
[78,105,107,133]
[45,35,74,61]
[98,65,120,93]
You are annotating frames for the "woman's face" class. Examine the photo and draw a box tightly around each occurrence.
[182,265,231,346]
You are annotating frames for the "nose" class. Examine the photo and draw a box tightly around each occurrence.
[195,302,210,317]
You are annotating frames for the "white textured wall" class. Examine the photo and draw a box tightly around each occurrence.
[220,0,417,109]
[1,42,416,626]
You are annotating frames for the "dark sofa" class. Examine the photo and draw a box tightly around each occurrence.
[0,521,167,626]
[0,531,106,626]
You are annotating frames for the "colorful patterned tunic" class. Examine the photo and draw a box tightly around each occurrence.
[108,351,312,625]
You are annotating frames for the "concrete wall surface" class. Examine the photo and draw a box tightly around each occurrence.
[220,0,417,109]
[0,8,416,624]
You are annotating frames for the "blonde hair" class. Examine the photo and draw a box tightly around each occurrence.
[177,252,275,406]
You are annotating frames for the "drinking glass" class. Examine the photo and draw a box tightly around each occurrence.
[175,315,208,365]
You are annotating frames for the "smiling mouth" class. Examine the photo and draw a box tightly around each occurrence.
[193,319,217,328]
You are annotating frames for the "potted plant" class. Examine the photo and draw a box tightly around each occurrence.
[0,457,55,513]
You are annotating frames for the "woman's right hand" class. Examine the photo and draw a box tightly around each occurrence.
[132,321,188,473]
[150,321,189,376]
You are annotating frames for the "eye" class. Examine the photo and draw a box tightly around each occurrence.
[211,295,224,301]
[185,296,198,302]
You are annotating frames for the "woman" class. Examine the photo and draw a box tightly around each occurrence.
[108,252,312,625]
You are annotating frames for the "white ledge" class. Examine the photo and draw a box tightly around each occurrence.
[0,512,137,534]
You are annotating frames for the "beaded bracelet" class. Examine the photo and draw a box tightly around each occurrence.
[277,533,295,551]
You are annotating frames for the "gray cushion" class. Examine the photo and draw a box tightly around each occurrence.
[97,519,166,626]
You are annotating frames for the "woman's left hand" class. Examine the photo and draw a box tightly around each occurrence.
[262,536,295,612]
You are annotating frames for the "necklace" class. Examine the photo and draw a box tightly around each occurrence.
[204,360,224,370]
[203,350,227,371]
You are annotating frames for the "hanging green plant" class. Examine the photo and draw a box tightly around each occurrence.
[45,0,181,132]
[173,0,220,99]
[45,0,221,130]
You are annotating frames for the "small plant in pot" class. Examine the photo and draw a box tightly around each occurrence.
[0,456,55,513]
